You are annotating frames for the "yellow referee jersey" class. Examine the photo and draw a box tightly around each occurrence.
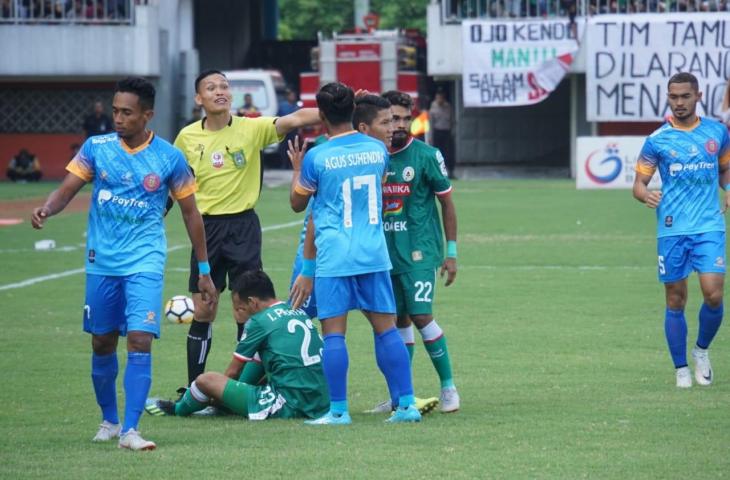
[174,115,284,215]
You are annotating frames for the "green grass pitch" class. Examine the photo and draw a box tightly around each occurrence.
[1,179,729,479]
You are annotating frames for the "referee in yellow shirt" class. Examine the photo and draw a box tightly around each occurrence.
[174,70,321,388]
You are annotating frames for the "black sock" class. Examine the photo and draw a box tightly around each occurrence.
[187,320,212,385]
[237,322,244,342]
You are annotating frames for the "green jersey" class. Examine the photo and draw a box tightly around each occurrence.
[234,302,328,419]
[383,138,452,274]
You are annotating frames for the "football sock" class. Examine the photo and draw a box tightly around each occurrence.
[187,320,212,385]
[91,352,119,425]
[376,328,415,408]
[398,326,415,363]
[236,322,245,341]
[665,308,688,368]
[322,334,349,414]
[121,352,151,433]
[175,381,208,416]
[697,302,723,350]
[420,320,455,389]
[238,361,266,385]
[374,332,399,408]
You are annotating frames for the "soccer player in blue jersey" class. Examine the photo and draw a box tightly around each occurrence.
[31,77,218,450]
[633,72,730,388]
[289,83,420,424]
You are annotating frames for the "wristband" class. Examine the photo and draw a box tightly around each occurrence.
[301,258,316,277]
[198,261,211,276]
[446,240,457,258]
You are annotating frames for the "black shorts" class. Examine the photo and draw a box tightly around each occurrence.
[189,210,262,293]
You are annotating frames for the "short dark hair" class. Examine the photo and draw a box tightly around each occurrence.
[668,72,699,91]
[316,82,355,125]
[352,95,391,129]
[195,69,226,93]
[115,77,155,110]
[230,270,276,301]
[382,90,414,111]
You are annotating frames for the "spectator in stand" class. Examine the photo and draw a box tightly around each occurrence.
[83,100,112,138]
[429,88,456,179]
[1,0,13,18]
[7,148,42,182]
[185,105,202,125]
[240,93,260,117]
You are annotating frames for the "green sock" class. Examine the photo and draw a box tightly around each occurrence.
[405,343,415,364]
[424,336,454,389]
[175,389,206,416]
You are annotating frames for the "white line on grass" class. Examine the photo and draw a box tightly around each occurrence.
[0,220,303,291]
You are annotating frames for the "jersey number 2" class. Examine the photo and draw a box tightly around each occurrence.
[342,174,378,228]
[287,319,322,366]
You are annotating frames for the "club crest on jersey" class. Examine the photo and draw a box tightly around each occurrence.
[706,139,719,154]
[211,151,225,169]
[384,198,403,216]
[143,174,161,192]
[402,166,415,182]
[688,145,699,156]
[144,311,156,324]
[665,216,673,227]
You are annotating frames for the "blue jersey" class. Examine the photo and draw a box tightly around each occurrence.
[297,131,391,277]
[637,117,730,238]
[67,133,196,276]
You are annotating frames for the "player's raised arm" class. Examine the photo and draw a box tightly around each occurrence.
[31,172,86,229]
[177,194,218,307]
[288,135,311,211]
[275,108,320,137]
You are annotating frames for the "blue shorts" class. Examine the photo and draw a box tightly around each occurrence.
[315,271,396,320]
[657,231,726,283]
[289,257,318,319]
[83,272,164,338]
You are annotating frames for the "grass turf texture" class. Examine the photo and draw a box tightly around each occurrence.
[1,179,729,479]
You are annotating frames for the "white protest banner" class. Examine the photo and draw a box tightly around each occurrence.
[576,136,661,189]
[462,19,583,107]
[586,13,730,122]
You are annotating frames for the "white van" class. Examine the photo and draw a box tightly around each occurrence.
[223,69,287,117]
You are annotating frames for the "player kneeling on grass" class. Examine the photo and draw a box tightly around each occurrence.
[146,270,329,420]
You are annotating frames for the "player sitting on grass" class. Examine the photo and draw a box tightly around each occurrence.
[145,270,329,420]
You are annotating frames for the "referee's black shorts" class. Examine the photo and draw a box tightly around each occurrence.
[189,209,262,293]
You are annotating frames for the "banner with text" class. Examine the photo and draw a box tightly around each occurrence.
[586,13,730,122]
[462,19,583,107]
[576,136,661,189]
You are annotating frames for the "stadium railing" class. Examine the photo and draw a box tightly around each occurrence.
[0,0,155,25]
[438,0,729,22]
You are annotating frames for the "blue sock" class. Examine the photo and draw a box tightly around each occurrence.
[122,352,152,434]
[322,334,348,414]
[91,352,119,424]
[376,328,414,408]
[697,303,723,349]
[665,308,688,368]
[374,332,399,408]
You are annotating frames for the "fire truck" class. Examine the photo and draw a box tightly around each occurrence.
[299,29,427,139]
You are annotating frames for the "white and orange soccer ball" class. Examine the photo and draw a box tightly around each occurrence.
[164,295,195,324]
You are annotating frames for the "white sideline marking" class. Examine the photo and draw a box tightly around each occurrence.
[0,220,303,292]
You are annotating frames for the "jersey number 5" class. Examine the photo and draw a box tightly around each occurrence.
[342,174,378,228]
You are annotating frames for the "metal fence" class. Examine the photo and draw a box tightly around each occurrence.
[0,0,152,25]
[440,0,730,21]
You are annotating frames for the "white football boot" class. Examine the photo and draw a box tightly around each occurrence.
[92,421,121,442]
[118,429,156,451]
[675,366,692,388]
[691,347,713,386]
[440,386,460,413]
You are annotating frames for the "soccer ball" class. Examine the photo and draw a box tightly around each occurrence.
[164,295,195,324]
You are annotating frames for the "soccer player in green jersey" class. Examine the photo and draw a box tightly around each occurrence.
[375,90,460,413]
[146,270,329,420]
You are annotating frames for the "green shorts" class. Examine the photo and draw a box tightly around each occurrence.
[222,379,295,420]
[391,269,436,316]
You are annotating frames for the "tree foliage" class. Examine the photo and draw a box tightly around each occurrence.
[278,0,428,40]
